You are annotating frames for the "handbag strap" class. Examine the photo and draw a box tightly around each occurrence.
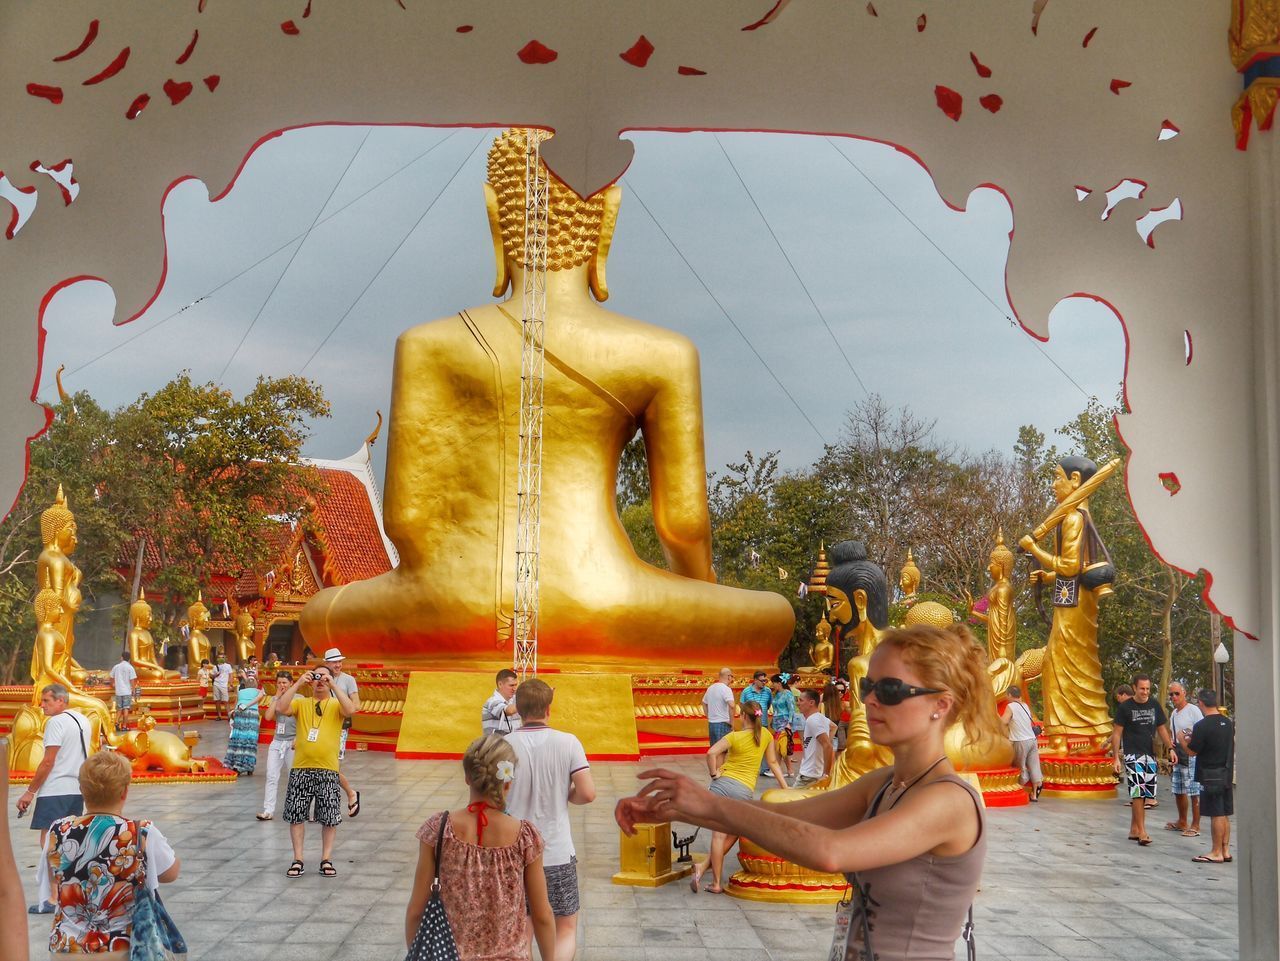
[432,812,449,891]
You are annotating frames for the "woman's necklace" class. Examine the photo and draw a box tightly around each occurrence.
[885,755,948,805]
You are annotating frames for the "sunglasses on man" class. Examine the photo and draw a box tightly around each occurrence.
[859,676,944,706]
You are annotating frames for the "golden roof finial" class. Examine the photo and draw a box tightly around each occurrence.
[365,410,383,448]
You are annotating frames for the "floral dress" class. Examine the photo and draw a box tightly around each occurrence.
[41,814,171,954]
[416,811,543,961]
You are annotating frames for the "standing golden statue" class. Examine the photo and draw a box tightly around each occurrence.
[300,129,793,669]
[36,485,87,684]
[186,592,213,667]
[898,548,921,600]
[233,608,256,661]
[966,529,1017,663]
[1019,456,1118,749]
[128,589,177,680]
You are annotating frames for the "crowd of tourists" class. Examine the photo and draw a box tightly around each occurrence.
[6,630,1238,960]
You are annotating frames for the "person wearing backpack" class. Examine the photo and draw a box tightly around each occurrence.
[1001,685,1044,801]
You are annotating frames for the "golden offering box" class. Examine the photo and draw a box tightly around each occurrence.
[612,822,694,887]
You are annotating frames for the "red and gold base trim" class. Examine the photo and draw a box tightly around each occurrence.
[728,841,850,904]
[9,757,238,785]
[973,766,1030,807]
[1038,753,1118,799]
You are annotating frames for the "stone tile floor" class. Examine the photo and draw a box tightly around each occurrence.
[8,722,1238,960]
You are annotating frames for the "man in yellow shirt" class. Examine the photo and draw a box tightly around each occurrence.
[275,665,356,879]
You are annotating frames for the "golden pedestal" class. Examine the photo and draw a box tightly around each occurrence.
[1036,734,1118,798]
[612,822,695,887]
[727,787,851,904]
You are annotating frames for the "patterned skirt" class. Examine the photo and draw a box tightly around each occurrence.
[224,709,261,774]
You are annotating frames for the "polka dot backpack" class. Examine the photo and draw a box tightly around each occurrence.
[405,813,460,961]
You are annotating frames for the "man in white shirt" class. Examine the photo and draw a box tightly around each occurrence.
[794,689,834,787]
[1001,686,1044,801]
[13,684,90,913]
[211,654,233,720]
[108,652,139,732]
[505,679,595,961]
[481,668,521,735]
[324,647,363,818]
[1167,681,1204,836]
[702,667,735,746]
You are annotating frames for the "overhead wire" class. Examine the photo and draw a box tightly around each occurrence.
[215,127,373,384]
[297,132,487,374]
[824,136,1090,400]
[40,127,465,395]
[622,178,828,446]
[714,134,870,396]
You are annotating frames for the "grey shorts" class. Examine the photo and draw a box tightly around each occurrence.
[212,686,229,702]
[31,793,83,831]
[115,695,133,710]
[544,857,580,916]
[709,775,754,801]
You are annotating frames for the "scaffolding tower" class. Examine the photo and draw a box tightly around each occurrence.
[512,130,549,679]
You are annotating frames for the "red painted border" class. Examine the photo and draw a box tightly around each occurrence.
[396,750,640,761]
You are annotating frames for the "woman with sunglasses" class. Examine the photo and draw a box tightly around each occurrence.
[618,624,1001,960]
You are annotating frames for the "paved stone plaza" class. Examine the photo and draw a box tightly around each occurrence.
[10,722,1239,960]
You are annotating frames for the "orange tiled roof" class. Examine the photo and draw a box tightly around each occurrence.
[307,465,392,585]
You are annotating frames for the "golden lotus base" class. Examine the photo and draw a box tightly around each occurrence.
[1038,751,1120,798]
[728,840,850,904]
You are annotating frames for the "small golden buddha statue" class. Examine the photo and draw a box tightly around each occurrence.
[128,589,176,680]
[965,529,1017,663]
[116,708,207,774]
[807,618,834,672]
[1019,455,1117,749]
[898,548,921,600]
[299,129,793,669]
[35,484,86,684]
[233,608,256,661]
[187,592,213,667]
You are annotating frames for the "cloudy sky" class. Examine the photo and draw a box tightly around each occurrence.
[38,126,1124,487]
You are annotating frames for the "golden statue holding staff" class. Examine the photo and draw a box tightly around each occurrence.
[128,588,177,680]
[1019,455,1118,748]
[300,129,793,669]
[36,485,87,684]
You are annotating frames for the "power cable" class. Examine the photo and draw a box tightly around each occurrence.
[824,136,1090,400]
[714,134,869,396]
[216,127,373,384]
[623,178,828,446]
[40,128,464,395]
[297,132,487,374]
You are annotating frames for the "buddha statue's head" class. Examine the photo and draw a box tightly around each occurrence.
[903,600,955,629]
[34,585,63,627]
[825,541,889,632]
[40,484,76,553]
[1054,455,1098,505]
[898,548,921,597]
[484,128,622,301]
[130,589,153,630]
[234,609,253,638]
[988,529,1014,583]
[188,592,210,631]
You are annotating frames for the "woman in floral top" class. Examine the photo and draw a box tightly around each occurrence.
[38,751,180,956]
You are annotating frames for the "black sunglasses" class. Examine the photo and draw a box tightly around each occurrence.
[859,676,944,706]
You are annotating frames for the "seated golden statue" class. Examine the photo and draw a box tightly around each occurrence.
[300,129,794,669]
[187,593,212,667]
[898,548,921,600]
[115,709,207,774]
[36,484,87,684]
[233,609,256,661]
[128,589,177,680]
[806,618,834,672]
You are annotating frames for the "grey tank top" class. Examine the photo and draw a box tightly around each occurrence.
[844,773,985,961]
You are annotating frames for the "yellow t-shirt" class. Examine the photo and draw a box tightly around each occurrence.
[288,695,346,771]
[718,729,771,789]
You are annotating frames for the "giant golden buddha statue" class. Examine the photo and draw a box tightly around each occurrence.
[300,129,793,669]
[35,485,87,684]
[1019,455,1117,750]
[186,592,213,666]
[128,589,177,680]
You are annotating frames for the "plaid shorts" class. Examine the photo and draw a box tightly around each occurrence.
[1124,754,1158,800]
[1171,758,1200,796]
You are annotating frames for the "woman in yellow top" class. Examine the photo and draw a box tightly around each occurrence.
[691,701,787,893]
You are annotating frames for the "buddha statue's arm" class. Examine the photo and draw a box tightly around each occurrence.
[642,346,714,581]
[1026,512,1083,579]
[33,634,76,691]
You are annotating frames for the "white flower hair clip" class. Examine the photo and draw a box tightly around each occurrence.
[496,760,516,784]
